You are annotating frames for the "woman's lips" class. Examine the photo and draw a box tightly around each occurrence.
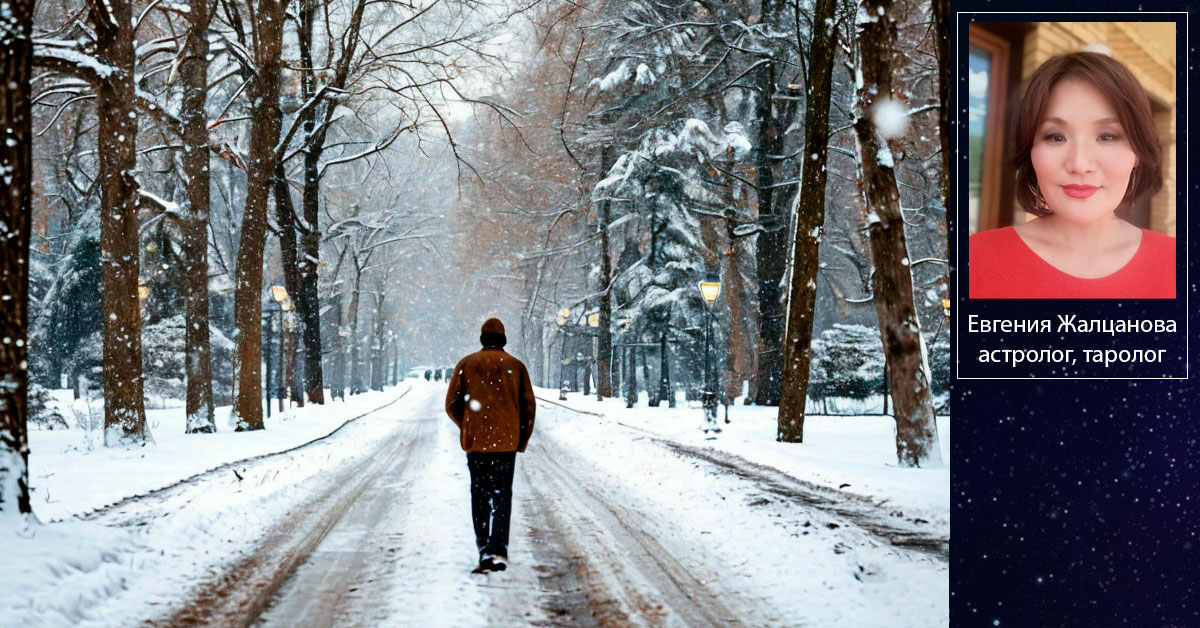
[1061,184,1099,199]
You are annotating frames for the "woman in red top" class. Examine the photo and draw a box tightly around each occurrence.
[969,52,1175,299]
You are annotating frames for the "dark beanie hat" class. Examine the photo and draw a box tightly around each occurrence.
[481,318,505,335]
[480,317,507,348]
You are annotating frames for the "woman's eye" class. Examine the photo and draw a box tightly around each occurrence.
[1099,133,1123,142]
[1043,133,1065,143]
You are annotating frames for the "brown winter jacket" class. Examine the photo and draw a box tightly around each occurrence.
[445,319,536,453]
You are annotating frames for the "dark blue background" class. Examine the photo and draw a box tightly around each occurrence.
[951,7,1198,626]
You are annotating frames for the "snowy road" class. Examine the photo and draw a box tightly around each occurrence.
[131,383,947,627]
[248,389,765,627]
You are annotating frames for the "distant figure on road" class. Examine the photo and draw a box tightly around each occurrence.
[445,317,536,574]
[424,369,432,381]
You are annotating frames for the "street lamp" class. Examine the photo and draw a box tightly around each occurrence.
[264,285,289,415]
[697,273,721,433]
[586,312,600,399]
[556,308,570,400]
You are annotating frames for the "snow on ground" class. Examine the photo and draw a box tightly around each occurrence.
[2,381,948,627]
[29,386,414,521]
[540,387,950,527]
[255,390,551,628]
[531,391,950,627]
[1,383,422,628]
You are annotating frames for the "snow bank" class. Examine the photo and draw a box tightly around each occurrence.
[532,391,949,627]
[535,387,950,525]
[3,383,431,628]
[0,517,147,627]
[30,386,414,520]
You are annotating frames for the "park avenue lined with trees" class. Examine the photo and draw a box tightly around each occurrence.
[1,0,950,624]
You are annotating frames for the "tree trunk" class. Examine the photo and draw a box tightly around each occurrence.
[348,269,364,395]
[609,335,620,395]
[294,0,366,405]
[370,292,386,391]
[623,344,637,409]
[0,0,34,514]
[638,345,651,404]
[328,292,345,400]
[391,341,398,385]
[282,314,297,408]
[854,0,943,467]
[232,0,287,431]
[96,0,150,445]
[296,0,325,404]
[751,0,791,406]
[777,0,837,443]
[659,332,673,408]
[722,207,754,406]
[595,145,615,399]
[273,164,304,406]
[933,0,952,256]
[181,0,215,433]
[582,359,592,397]
[882,363,890,415]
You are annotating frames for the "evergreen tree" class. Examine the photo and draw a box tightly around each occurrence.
[30,214,104,392]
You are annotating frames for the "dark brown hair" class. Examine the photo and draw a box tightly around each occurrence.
[1012,52,1163,216]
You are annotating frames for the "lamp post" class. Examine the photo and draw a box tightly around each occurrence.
[587,312,600,400]
[265,285,290,414]
[698,274,721,433]
[262,310,272,418]
[556,307,569,400]
[280,297,294,411]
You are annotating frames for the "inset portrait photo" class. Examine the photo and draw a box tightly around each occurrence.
[966,22,1178,299]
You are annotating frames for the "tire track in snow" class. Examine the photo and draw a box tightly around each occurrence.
[250,416,437,628]
[521,435,759,628]
[145,415,422,628]
[539,398,948,562]
[651,438,949,561]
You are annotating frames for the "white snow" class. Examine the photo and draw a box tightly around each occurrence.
[595,60,631,91]
[543,389,949,521]
[633,62,656,86]
[3,382,947,626]
[873,98,909,139]
[27,387,412,521]
[877,145,895,168]
[31,42,117,79]
[2,386,422,627]
[536,390,949,626]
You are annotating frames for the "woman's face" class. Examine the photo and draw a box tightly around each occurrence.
[1030,78,1138,224]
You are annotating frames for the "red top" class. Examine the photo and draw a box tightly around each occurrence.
[969,226,1175,299]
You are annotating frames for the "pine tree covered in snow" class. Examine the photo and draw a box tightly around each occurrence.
[809,324,884,404]
[29,213,104,392]
[596,119,752,391]
[584,0,766,399]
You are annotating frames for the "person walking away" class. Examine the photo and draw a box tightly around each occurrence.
[445,317,536,574]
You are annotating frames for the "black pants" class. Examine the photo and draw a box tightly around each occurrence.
[466,451,517,559]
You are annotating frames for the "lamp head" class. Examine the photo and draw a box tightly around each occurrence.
[698,274,721,306]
